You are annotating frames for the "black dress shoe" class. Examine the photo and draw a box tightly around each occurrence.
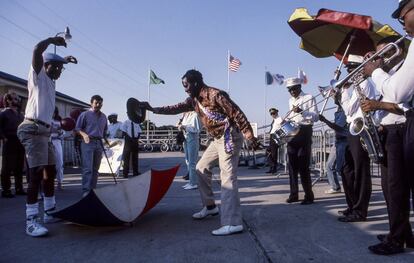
[286,196,299,203]
[183,174,189,180]
[338,208,352,216]
[338,214,366,222]
[368,241,404,255]
[1,191,15,198]
[300,199,314,205]
[405,237,414,248]
[377,234,387,242]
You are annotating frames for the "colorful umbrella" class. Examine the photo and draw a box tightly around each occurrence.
[52,165,179,226]
[288,8,405,59]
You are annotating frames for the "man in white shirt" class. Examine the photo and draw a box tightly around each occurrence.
[362,2,414,253]
[121,119,142,178]
[266,108,282,174]
[338,55,375,223]
[285,77,318,205]
[107,113,122,139]
[17,36,76,237]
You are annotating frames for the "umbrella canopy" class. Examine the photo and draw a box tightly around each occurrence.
[51,165,180,226]
[288,8,405,59]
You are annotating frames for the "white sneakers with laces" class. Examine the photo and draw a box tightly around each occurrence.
[184,184,198,190]
[26,216,48,237]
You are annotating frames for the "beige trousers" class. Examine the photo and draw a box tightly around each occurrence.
[196,129,243,226]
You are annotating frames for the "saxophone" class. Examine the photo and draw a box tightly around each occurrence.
[348,72,384,164]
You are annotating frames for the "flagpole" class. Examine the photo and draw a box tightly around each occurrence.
[264,66,267,146]
[227,50,230,94]
[147,67,151,144]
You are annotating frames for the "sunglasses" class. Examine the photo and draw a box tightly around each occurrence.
[398,6,414,25]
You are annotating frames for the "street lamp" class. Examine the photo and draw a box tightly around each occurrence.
[54,26,72,54]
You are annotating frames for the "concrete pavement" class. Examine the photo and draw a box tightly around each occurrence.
[0,152,413,263]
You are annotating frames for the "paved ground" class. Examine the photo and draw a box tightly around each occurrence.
[0,152,413,263]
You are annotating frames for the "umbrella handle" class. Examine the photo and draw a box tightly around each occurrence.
[334,32,356,80]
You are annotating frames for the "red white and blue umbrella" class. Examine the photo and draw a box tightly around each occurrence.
[52,165,179,226]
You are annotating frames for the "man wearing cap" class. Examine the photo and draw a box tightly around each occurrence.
[285,75,318,205]
[107,113,122,139]
[17,36,77,237]
[362,1,414,254]
[338,54,376,223]
[266,108,282,174]
[141,69,259,236]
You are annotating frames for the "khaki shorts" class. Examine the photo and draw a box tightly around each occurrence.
[17,120,56,168]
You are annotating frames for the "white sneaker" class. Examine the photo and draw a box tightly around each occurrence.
[211,225,244,236]
[184,184,198,190]
[26,216,48,237]
[182,183,190,189]
[324,188,341,194]
[192,206,219,219]
[44,207,60,224]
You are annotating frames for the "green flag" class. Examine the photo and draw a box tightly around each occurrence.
[150,70,165,85]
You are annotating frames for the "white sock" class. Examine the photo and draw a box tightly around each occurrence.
[43,196,56,211]
[26,203,39,219]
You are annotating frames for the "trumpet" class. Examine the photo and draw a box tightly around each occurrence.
[330,34,407,91]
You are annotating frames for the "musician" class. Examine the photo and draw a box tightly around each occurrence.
[141,69,259,236]
[266,108,282,174]
[16,36,76,237]
[107,113,122,139]
[285,76,318,205]
[338,54,376,223]
[120,119,142,178]
[361,1,414,254]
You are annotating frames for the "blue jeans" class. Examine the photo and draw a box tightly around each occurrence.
[183,133,199,185]
[326,145,340,190]
[81,140,103,193]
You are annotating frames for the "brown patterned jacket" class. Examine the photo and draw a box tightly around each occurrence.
[152,85,254,141]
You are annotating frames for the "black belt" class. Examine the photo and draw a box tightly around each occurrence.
[89,136,102,140]
[25,118,50,128]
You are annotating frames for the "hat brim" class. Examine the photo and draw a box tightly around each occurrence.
[392,0,410,18]
[126,98,146,124]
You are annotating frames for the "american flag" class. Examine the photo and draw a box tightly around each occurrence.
[228,55,242,72]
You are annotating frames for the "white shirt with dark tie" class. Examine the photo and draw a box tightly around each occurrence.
[121,120,142,138]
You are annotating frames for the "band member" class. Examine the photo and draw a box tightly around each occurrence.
[0,92,25,197]
[51,107,64,190]
[339,54,376,222]
[266,108,282,174]
[107,113,122,139]
[319,92,348,194]
[75,95,108,196]
[362,0,414,253]
[141,69,259,236]
[17,36,76,237]
[120,119,142,178]
[285,75,318,205]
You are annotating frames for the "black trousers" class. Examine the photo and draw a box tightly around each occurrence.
[1,137,25,192]
[341,134,372,218]
[380,124,412,244]
[267,138,279,169]
[122,138,139,176]
[404,110,414,212]
[287,125,314,200]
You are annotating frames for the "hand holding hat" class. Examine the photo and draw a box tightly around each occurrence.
[65,55,78,64]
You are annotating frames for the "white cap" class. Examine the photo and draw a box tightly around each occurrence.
[108,113,118,117]
[285,77,302,88]
[347,54,364,65]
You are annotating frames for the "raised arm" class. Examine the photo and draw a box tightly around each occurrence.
[32,37,67,74]
[150,97,194,115]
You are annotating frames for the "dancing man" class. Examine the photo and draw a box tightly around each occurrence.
[142,69,259,236]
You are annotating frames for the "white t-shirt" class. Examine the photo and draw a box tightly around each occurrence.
[121,120,142,138]
[270,116,283,134]
[25,65,56,124]
[181,111,201,137]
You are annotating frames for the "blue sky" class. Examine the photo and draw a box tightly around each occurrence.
[0,0,403,127]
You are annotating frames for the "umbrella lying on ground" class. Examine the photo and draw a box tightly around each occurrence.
[288,8,406,60]
[52,165,180,226]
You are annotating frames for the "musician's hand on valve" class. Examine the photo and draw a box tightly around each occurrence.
[363,58,383,77]
[361,99,380,112]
